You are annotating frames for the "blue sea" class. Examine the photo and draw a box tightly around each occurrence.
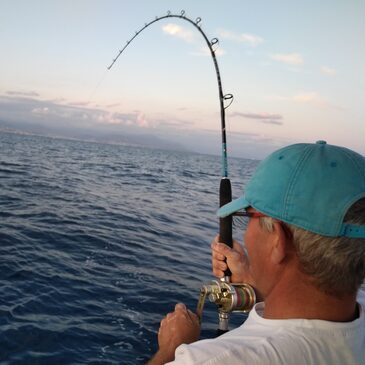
[0,132,258,364]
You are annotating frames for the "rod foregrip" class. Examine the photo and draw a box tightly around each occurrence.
[219,178,233,277]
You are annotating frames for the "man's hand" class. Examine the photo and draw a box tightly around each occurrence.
[211,235,253,284]
[148,303,200,365]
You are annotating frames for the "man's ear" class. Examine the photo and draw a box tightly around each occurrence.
[270,221,288,265]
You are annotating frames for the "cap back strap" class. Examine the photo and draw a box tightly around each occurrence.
[340,224,365,238]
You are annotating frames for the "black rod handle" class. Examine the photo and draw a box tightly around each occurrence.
[219,178,233,277]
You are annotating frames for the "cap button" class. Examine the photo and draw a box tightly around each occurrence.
[316,140,327,145]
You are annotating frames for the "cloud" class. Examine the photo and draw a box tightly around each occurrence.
[230,112,284,125]
[105,102,122,108]
[270,53,304,65]
[32,107,50,115]
[30,102,95,122]
[292,92,320,103]
[6,90,40,97]
[217,29,263,47]
[157,118,194,128]
[67,101,91,107]
[321,66,336,76]
[92,110,157,128]
[272,91,323,105]
[193,46,225,57]
[272,91,344,110]
[94,111,131,125]
[230,131,260,137]
[162,23,225,57]
[135,112,150,128]
[162,23,195,43]
[195,128,290,159]
[0,94,144,128]
[0,95,198,133]
[0,95,294,160]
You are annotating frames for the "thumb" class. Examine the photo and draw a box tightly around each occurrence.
[226,247,243,262]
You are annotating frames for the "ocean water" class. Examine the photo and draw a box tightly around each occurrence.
[0,132,258,364]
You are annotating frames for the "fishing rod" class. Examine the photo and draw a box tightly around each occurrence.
[107,10,255,335]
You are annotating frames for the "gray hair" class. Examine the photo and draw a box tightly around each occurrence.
[259,198,365,298]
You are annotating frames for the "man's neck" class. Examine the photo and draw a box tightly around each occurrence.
[263,271,358,322]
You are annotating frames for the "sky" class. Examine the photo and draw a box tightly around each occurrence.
[0,0,364,159]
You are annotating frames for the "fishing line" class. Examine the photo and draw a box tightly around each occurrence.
[106,10,237,334]
[87,68,109,105]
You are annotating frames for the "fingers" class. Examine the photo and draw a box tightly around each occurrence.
[160,312,173,326]
[158,303,201,350]
[211,238,226,278]
[175,303,186,311]
[212,237,245,261]
[160,303,198,328]
[175,303,199,324]
[211,235,249,282]
[212,258,228,276]
[211,236,233,277]
[211,236,232,257]
[212,237,242,255]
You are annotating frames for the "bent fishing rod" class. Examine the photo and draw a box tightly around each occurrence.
[107,10,255,334]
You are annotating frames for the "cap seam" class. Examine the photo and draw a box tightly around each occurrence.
[283,145,314,221]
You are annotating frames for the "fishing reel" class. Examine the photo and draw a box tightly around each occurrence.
[196,279,256,331]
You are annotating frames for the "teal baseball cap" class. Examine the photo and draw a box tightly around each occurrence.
[217,141,365,238]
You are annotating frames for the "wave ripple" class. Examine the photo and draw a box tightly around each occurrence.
[0,132,257,364]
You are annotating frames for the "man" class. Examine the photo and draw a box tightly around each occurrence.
[148,141,365,364]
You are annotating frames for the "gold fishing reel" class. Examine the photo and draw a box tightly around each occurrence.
[196,280,256,326]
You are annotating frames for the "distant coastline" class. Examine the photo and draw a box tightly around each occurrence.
[0,121,188,153]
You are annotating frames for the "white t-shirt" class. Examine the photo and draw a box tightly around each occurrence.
[168,290,365,365]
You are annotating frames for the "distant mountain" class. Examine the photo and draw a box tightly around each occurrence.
[0,119,187,152]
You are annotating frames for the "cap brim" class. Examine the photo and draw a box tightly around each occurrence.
[217,195,250,217]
